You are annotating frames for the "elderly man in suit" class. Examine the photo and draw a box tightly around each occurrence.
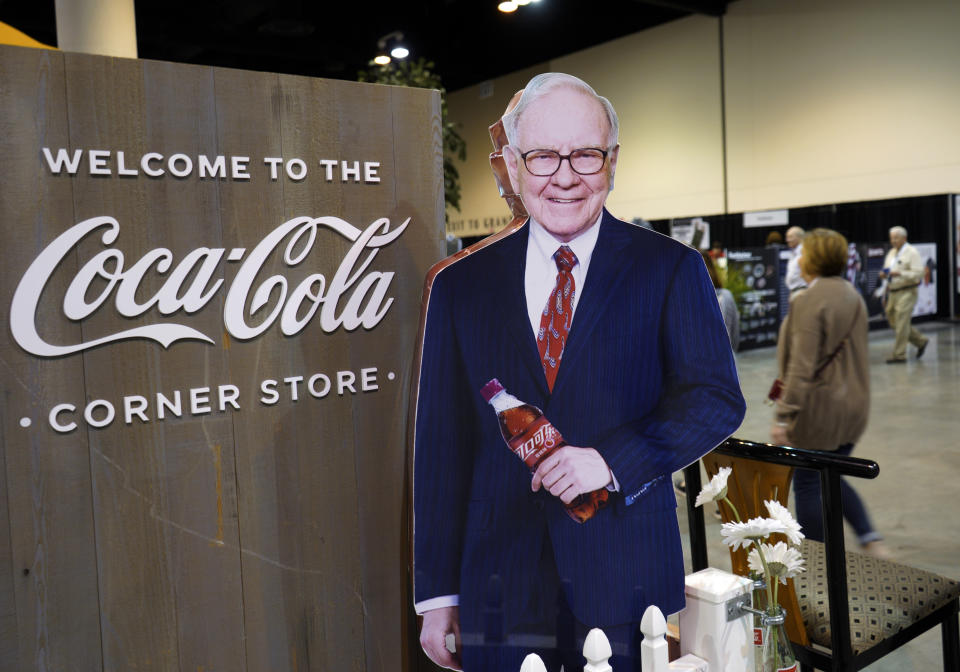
[413,72,745,671]
[878,226,929,363]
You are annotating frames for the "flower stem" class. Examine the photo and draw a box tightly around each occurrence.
[753,542,777,616]
[720,495,741,523]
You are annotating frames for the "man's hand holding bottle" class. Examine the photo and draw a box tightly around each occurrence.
[530,445,613,504]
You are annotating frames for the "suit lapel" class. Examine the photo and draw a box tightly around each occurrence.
[494,221,550,397]
[551,210,634,398]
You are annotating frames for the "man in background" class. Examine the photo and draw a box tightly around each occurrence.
[785,226,807,299]
[879,226,929,363]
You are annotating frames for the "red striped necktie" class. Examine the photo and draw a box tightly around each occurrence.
[537,245,577,391]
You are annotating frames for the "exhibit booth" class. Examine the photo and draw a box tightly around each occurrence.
[652,194,956,349]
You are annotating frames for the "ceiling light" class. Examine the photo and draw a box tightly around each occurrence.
[376,30,409,64]
[498,1,518,12]
[515,0,532,5]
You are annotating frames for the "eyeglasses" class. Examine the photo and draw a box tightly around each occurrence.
[518,148,609,176]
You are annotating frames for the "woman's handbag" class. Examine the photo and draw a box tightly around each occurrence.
[764,378,784,405]
[764,338,847,406]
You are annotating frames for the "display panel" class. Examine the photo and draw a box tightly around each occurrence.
[0,44,443,671]
[725,248,781,349]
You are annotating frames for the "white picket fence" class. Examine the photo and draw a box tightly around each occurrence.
[518,605,708,672]
[513,567,756,671]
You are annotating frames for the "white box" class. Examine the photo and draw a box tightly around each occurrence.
[679,568,755,672]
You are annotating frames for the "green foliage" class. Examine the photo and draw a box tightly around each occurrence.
[358,58,466,222]
[722,263,751,307]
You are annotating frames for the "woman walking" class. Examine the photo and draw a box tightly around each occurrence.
[770,228,888,557]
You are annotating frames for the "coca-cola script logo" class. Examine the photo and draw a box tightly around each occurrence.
[517,423,557,463]
[11,215,409,357]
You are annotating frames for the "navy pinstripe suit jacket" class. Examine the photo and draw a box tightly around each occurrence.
[414,210,745,630]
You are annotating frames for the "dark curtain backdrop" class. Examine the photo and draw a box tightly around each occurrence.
[651,194,952,320]
[460,194,954,319]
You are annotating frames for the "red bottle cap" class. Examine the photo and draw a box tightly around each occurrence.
[480,378,504,402]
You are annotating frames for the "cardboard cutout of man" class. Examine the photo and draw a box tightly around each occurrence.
[413,73,745,671]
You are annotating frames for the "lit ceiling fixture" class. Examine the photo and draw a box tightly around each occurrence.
[500,0,539,13]
[374,31,409,66]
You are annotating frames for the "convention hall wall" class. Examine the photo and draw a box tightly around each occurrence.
[446,0,960,235]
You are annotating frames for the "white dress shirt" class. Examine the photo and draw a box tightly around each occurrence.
[524,214,602,335]
[527,215,621,482]
[785,243,807,292]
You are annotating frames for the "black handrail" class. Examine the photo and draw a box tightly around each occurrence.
[713,438,879,479]
[685,437,879,574]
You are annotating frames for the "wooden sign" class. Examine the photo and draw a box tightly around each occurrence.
[0,44,443,671]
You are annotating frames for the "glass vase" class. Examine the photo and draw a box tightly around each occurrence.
[758,608,797,672]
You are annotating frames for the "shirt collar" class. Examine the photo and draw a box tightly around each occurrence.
[528,211,603,270]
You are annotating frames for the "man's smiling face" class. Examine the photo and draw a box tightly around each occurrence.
[506,87,619,243]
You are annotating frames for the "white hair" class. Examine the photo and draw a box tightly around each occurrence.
[889,226,908,239]
[502,72,619,149]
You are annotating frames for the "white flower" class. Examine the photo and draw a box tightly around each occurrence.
[764,500,804,546]
[695,466,732,508]
[748,541,805,584]
[720,517,788,551]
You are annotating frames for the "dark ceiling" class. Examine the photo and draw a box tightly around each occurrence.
[1,0,728,92]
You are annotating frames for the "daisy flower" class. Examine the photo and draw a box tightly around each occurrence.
[695,466,732,508]
[748,541,806,584]
[720,517,788,551]
[764,500,804,546]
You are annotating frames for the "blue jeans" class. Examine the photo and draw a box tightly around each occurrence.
[792,443,882,546]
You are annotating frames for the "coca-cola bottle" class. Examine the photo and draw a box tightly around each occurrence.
[480,378,609,523]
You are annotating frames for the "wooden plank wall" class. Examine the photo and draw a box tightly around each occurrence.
[0,44,444,671]
[0,46,103,672]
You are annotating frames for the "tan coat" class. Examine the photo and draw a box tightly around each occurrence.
[775,276,870,451]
